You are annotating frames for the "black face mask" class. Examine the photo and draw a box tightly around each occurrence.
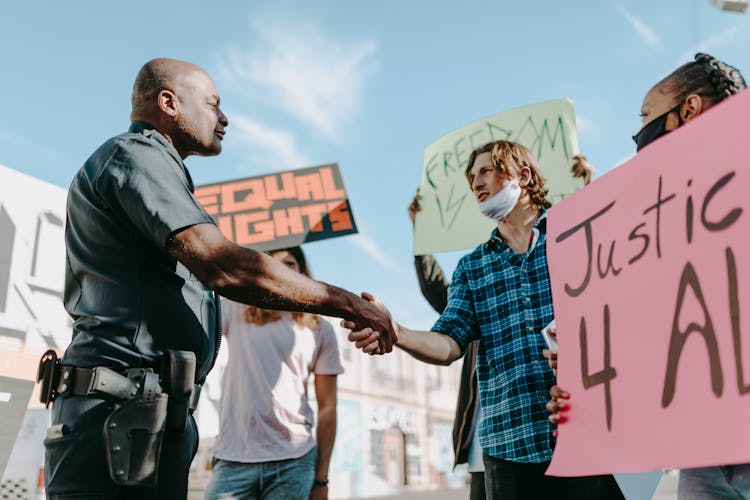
[632,103,683,152]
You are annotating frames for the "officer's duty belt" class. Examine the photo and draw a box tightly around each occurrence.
[57,366,201,411]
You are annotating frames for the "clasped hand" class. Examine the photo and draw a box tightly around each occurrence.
[343,292,396,355]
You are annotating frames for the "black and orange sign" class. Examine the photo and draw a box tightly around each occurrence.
[195,163,358,251]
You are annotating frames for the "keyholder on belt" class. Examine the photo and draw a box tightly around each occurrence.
[37,349,60,408]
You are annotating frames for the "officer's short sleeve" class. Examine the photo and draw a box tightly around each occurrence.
[430,259,479,353]
[95,138,214,248]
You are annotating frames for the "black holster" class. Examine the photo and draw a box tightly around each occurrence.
[103,380,168,487]
[103,349,196,486]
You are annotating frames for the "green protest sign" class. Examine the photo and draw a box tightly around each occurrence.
[413,99,582,255]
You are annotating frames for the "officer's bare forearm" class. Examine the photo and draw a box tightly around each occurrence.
[168,223,361,320]
[214,248,364,322]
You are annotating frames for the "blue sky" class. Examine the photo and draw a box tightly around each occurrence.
[1,1,748,329]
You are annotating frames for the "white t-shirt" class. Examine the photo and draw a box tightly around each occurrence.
[211,299,344,463]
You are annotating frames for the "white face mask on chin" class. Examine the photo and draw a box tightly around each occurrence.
[477,180,521,221]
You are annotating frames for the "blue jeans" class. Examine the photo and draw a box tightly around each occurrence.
[679,464,750,499]
[205,447,317,500]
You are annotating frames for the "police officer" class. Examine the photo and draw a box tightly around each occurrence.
[43,58,396,500]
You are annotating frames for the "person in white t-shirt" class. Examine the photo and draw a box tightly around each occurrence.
[205,246,344,500]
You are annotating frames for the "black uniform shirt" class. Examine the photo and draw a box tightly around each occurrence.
[62,121,218,382]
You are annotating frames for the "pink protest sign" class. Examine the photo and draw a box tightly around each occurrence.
[546,89,750,476]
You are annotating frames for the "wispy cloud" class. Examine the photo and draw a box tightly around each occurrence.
[575,113,601,140]
[616,5,661,48]
[0,128,25,145]
[348,233,401,273]
[218,21,377,141]
[677,25,744,64]
[229,115,309,168]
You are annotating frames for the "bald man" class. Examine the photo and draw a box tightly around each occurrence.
[42,58,395,499]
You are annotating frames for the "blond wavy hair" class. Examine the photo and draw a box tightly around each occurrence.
[465,140,551,210]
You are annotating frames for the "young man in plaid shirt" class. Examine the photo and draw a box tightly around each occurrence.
[346,140,622,499]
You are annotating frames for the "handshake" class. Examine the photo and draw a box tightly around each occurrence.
[343,292,464,366]
[344,292,397,355]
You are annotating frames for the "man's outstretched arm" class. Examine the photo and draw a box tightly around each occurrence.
[167,222,396,352]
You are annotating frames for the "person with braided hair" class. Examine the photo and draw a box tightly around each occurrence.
[547,53,748,499]
[632,52,746,151]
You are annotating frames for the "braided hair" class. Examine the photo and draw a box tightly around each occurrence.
[659,53,746,107]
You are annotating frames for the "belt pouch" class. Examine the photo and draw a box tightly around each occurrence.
[103,392,168,487]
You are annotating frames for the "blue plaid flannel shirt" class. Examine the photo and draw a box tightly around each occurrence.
[432,212,555,463]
